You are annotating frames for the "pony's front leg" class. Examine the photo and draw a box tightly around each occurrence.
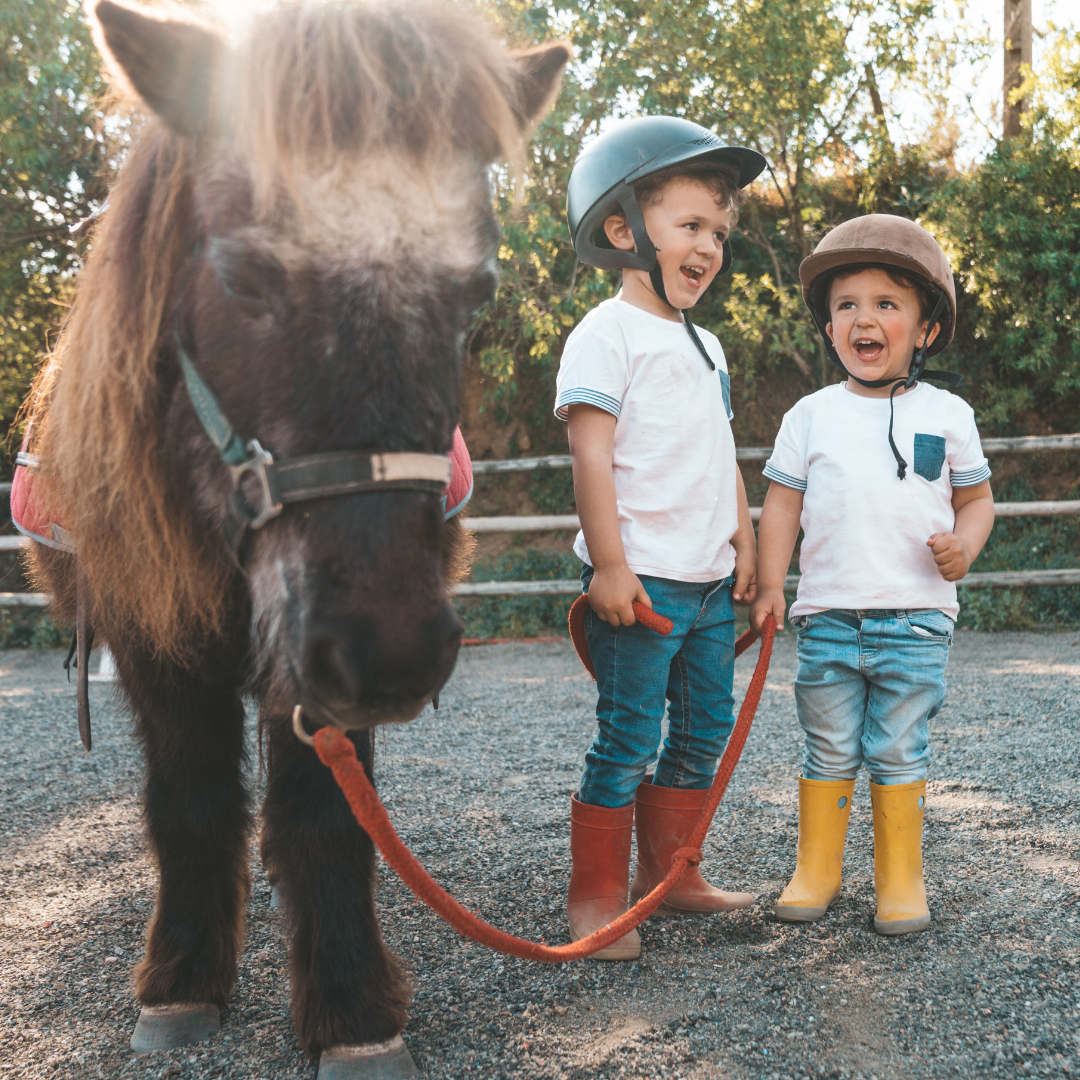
[260,714,414,1077]
[116,639,252,1053]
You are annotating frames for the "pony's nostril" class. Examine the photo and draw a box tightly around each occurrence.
[303,603,462,713]
[304,637,357,704]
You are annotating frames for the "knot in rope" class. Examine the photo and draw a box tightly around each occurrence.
[674,846,703,867]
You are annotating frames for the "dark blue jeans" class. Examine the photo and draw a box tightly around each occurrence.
[578,565,736,808]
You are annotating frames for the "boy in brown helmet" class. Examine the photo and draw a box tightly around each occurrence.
[750,215,995,935]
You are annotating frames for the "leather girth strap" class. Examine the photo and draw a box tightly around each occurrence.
[76,588,94,752]
[67,567,94,752]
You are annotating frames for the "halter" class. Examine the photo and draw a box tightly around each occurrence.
[177,344,453,557]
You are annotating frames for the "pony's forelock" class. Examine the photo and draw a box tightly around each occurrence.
[234,0,526,218]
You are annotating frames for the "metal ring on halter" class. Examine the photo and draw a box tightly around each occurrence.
[292,704,315,747]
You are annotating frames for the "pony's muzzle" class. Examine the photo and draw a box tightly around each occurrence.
[298,602,462,729]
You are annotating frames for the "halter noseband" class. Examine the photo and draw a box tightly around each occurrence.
[177,345,453,557]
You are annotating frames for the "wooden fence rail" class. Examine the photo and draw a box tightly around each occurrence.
[2,433,1078,495]
[3,572,1079,603]
[3,497,1079,552]
[469,433,1080,474]
[454,568,1080,595]
[3,433,1079,607]
[4,569,1080,609]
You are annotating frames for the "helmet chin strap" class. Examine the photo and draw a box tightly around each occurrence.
[648,260,716,370]
[621,196,734,373]
[811,290,960,479]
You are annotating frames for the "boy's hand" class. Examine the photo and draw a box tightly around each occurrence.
[927,531,972,581]
[732,546,757,606]
[587,564,652,626]
[750,587,786,633]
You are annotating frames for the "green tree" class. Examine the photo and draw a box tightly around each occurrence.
[0,0,108,473]
[925,27,1080,432]
[474,0,955,453]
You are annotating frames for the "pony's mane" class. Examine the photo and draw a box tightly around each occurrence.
[27,0,527,661]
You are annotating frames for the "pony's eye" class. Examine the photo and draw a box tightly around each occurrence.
[208,236,286,312]
[460,265,498,315]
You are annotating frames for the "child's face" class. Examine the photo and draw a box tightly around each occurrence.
[605,178,733,312]
[827,268,939,384]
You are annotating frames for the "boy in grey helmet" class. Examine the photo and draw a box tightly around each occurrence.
[557,117,766,959]
[751,214,996,936]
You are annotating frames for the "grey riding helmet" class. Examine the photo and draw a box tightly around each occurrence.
[567,116,766,284]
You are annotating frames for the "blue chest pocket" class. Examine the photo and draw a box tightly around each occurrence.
[718,369,733,421]
[913,434,946,481]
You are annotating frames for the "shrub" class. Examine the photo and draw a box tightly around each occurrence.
[456,548,579,639]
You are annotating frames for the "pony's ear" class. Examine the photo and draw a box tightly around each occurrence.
[509,41,572,128]
[91,0,225,136]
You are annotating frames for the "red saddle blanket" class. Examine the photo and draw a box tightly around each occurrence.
[11,427,473,554]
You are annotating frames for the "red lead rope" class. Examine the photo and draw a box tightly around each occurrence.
[312,615,775,962]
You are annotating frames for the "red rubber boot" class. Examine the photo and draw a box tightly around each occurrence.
[629,777,753,915]
[567,794,641,960]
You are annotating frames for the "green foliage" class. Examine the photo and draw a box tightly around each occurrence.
[455,548,579,639]
[957,588,1030,632]
[956,474,1080,630]
[529,469,575,514]
[475,0,968,427]
[0,0,110,471]
[0,607,65,648]
[925,30,1080,432]
[2,0,1078,638]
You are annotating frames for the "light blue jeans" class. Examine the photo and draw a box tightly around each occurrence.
[579,565,736,808]
[790,608,953,785]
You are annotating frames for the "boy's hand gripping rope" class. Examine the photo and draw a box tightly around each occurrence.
[304,614,776,962]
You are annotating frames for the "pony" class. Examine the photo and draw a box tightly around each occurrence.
[20,1,568,1074]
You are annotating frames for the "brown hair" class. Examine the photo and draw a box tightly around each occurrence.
[24,0,540,662]
[827,265,936,322]
[633,161,746,222]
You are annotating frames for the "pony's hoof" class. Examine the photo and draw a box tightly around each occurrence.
[318,1036,418,1078]
[130,1003,220,1054]
[270,885,282,909]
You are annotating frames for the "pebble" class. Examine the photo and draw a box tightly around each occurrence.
[0,629,1077,1078]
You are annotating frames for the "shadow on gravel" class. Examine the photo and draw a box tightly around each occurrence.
[2,633,1079,1080]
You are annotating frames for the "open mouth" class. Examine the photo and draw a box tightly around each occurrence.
[853,338,884,361]
[680,264,706,288]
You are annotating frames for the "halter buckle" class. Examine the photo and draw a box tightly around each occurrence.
[229,439,283,529]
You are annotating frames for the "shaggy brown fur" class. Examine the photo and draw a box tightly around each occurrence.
[26,0,561,662]
[20,0,568,1060]
[26,127,227,657]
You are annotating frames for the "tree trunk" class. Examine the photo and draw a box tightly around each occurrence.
[1003,0,1032,139]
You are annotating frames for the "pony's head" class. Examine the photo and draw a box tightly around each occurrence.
[32,0,569,727]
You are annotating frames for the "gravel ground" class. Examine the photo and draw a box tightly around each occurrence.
[1,630,1078,1080]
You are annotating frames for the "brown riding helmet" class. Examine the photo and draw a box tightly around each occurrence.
[800,214,956,358]
[798,214,962,481]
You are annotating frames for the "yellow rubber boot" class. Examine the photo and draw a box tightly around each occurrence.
[774,777,855,922]
[870,779,931,936]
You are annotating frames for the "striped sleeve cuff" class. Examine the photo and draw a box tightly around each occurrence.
[763,461,808,492]
[555,388,622,422]
[950,463,992,487]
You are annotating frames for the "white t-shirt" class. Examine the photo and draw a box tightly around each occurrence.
[764,382,991,619]
[554,298,739,583]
